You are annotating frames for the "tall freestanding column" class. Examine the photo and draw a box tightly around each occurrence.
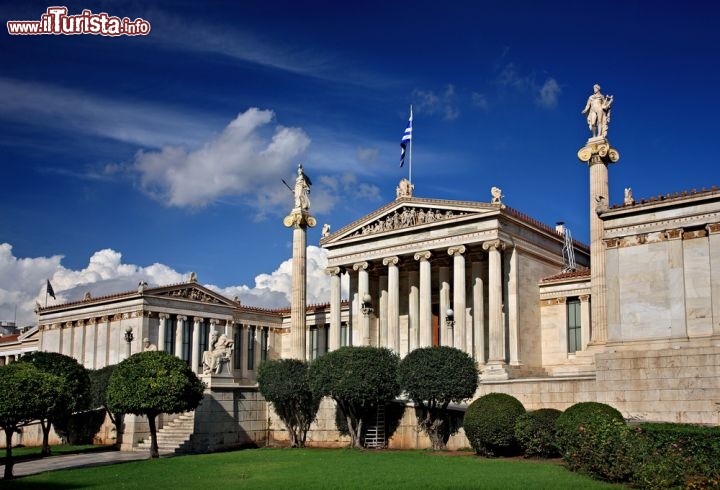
[415,251,433,348]
[578,84,620,345]
[283,163,317,360]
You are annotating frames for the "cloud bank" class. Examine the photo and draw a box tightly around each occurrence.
[0,243,337,327]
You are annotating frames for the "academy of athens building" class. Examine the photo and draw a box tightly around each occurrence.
[5,86,720,451]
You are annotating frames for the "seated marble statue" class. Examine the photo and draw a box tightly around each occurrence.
[202,332,234,375]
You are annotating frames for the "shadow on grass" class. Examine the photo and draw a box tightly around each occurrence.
[1,445,117,465]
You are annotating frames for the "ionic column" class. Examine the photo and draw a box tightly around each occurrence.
[383,256,400,353]
[408,269,420,352]
[192,317,202,374]
[379,274,388,347]
[353,261,370,346]
[326,267,342,351]
[348,268,358,346]
[448,246,466,352]
[415,251,433,348]
[158,313,168,352]
[439,264,451,347]
[471,259,485,363]
[174,315,186,359]
[483,240,507,377]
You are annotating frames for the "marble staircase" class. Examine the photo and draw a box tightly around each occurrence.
[135,412,195,454]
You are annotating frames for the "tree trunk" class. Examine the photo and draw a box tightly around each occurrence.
[40,419,52,456]
[147,413,159,459]
[4,429,14,480]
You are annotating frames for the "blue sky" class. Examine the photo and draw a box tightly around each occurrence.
[1,1,719,326]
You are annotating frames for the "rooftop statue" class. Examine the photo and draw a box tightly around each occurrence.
[582,84,614,139]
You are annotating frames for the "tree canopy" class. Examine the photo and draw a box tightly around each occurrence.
[18,351,90,456]
[308,346,400,448]
[257,358,320,448]
[106,351,205,458]
[0,362,65,479]
[397,346,479,449]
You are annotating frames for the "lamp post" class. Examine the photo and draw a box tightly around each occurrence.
[124,326,134,358]
[445,308,455,328]
[361,293,374,317]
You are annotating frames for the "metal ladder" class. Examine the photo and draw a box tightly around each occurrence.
[364,404,386,449]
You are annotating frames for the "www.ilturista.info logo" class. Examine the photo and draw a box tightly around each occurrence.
[7,7,151,36]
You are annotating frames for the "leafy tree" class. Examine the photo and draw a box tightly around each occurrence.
[257,359,320,448]
[18,351,90,456]
[0,362,65,479]
[397,346,479,450]
[106,351,205,458]
[308,346,400,448]
[89,365,120,430]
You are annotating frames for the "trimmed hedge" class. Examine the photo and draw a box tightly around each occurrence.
[631,423,720,489]
[463,393,525,457]
[514,408,562,458]
[555,401,623,455]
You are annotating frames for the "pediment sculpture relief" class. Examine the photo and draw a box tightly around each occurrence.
[351,206,466,237]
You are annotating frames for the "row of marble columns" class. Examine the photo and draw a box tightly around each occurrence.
[325,239,518,373]
[0,354,20,365]
[157,314,232,375]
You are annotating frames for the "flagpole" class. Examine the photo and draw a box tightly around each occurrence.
[408,105,413,185]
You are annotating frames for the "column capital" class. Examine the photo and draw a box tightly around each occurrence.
[447,245,466,256]
[209,318,219,326]
[353,261,370,271]
[482,239,506,252]
[579,294,590,302]
[158,312,169,320]
[707,223,720,234]
[193,317,203,324]
[414,251,432,261]
[382,256,400,267]
[325,266,342,276]
[665,228,683,240]
[176,315,187,321]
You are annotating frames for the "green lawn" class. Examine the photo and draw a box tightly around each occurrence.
[3,447,623,489]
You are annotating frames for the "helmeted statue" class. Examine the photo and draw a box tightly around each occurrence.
[294,163,311,210]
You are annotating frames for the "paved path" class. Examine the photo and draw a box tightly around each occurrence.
[1,449,164,478]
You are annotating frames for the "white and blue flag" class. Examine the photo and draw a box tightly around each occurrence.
[400,106,412,167]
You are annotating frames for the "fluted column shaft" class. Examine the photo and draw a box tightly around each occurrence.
[384,256,400,353]
[483,241,505,364]
[415,251,433,348]
[354,262,370,346]
[589,160,608,343]
[449,246,466,352]
[326,267,342,351]
[192,317,202,374]
[158,313,168,352]
[175,315,186,359]
[408,270,419,352]
[439,265,451,347]
[471,260,485,363]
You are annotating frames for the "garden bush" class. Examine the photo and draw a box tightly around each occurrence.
[555,402,633,482]
[463,393,525,457]
[514,408,562,458]
[631,423,720,489]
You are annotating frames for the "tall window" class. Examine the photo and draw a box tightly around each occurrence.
[164,315,176,353]
[567,297,581,353]
[233,325,242,369]
[260,327,269,362]
[247,326,256,371]
[310,327,319,360]
[182,319,192,363]
[340,322,349,347]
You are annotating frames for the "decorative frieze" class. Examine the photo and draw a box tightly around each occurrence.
[683,229,707,240]
[604,237,620,248]
[619,234,645,248]
[707,223,720,234]
[165,287,223,304]
[351,206,466,237]
[666,228,683,240]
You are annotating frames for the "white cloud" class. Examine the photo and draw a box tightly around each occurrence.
[537,78,561,108]
[0,243,340,328]
[412,84,459,121]
[356,147,379,163]
[134,108,310,209]
[471,92,489,111]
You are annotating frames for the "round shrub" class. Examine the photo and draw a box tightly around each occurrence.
[555,401,623,455]
[463,393,525,456]
[555,402,633,482]
[514,408,562,458]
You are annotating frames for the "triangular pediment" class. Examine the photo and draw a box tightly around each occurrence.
[321,197,501,246]
[148,283,238,306]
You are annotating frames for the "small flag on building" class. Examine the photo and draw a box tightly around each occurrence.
[46,279,56,299]
[400,106,413,167]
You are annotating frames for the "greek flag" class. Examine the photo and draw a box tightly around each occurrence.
[400,107,412,167]
[46,279,56,299]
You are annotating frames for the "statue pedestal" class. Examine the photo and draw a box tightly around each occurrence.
[481,362,510,381]
[201,372,239,389]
